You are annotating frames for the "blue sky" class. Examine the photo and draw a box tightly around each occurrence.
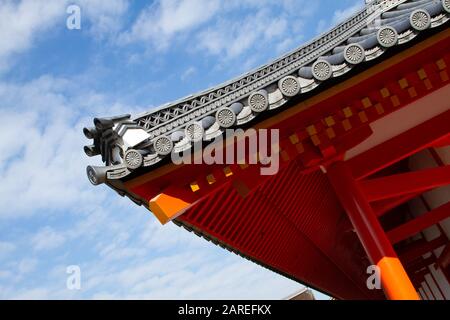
[0,0,362,299]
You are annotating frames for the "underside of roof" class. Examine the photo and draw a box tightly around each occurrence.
[174,160,383,299]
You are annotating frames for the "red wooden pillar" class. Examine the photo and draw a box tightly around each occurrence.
[327,161,419,300]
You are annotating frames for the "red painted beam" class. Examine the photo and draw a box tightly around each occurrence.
[433,136,450,148]
[387,202,450,244]
[411,269,429,284]
[373,192,423,217]
[399,235,448,264]
[360,165,450,202]
[349,110,450,180]
[429,148,446,167]
[414,268,430,278]
[407,256,437,273]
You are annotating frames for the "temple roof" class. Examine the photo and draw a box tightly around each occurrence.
[83,0,450,186]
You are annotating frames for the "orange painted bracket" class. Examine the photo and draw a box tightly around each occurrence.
[149,186,198,225]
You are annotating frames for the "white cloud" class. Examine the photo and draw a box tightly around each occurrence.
[119,0,312,60]
[0,270,13,279]
[75,0,130,39]
[0,75,142,218]
[32,227,66,251]
[181,66,197,81]
[12,288,50,300]
[81,249,302,300]
[0,0,130,72]
[316,1,362,34]
[18,258,38,274]
[332,1,363,24]
[197,11,289,59]
[118,0,221,49]
[0,0,65,71]
[0,242,15,257]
